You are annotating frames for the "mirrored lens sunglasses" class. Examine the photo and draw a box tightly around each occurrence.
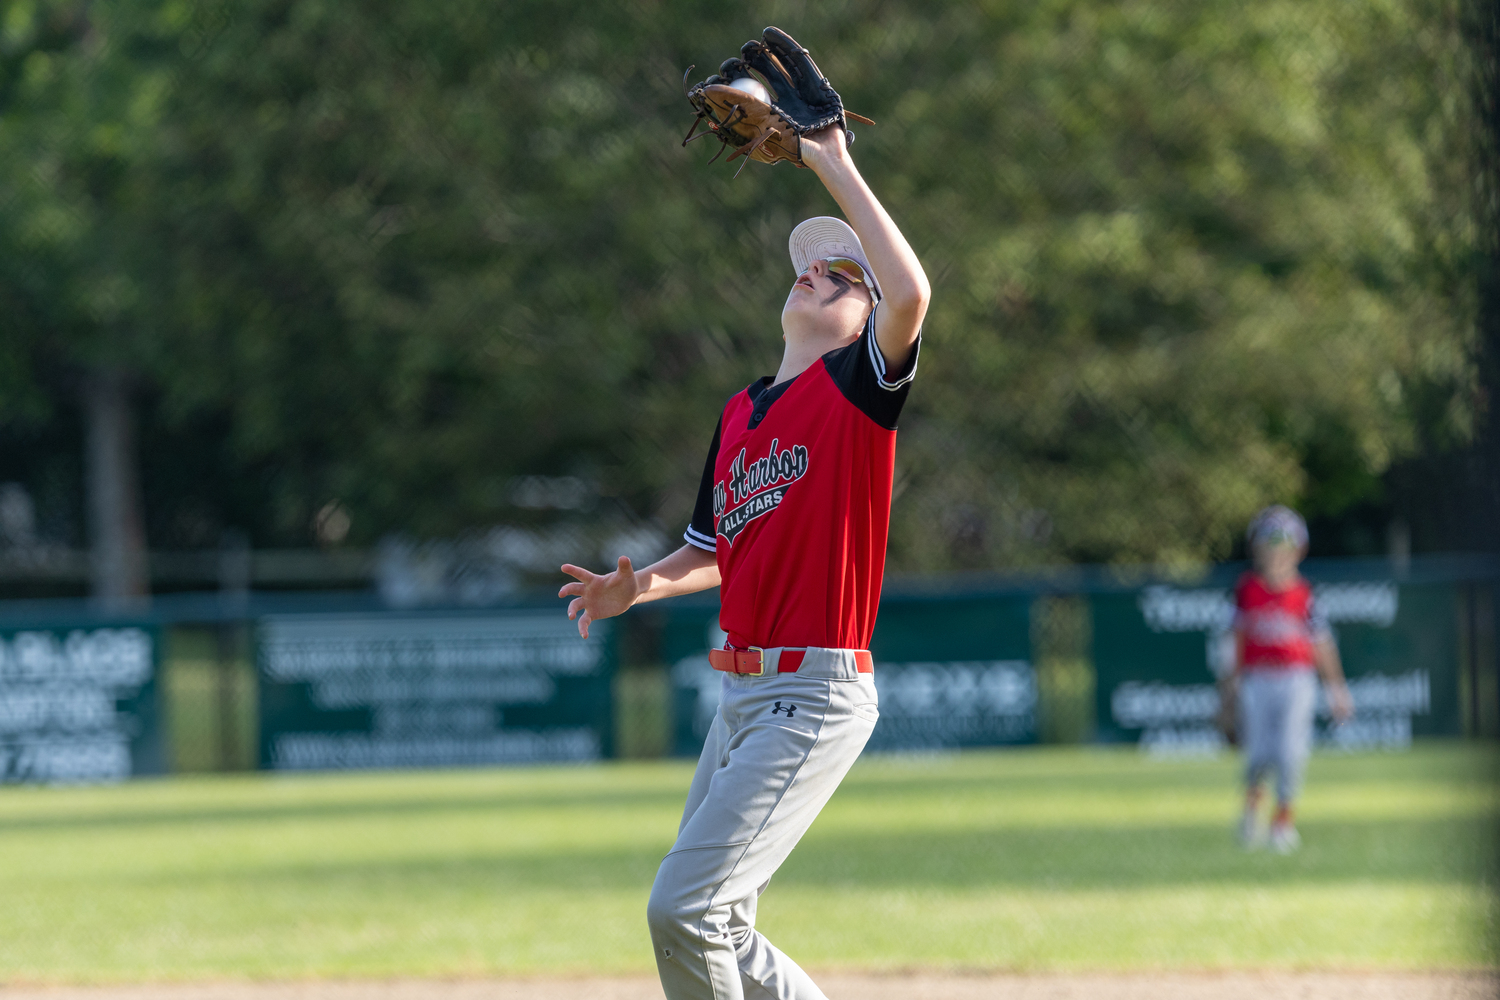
[805,257,878,299]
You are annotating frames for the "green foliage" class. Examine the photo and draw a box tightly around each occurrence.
[869,0,1477,566]
[0,0,1478,565]
[0,0,175,408]
[0,745,1493,978]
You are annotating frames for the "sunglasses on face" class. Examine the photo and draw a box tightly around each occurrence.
[805,257,876,298]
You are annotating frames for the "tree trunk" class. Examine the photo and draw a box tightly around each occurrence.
[84,368,149,608]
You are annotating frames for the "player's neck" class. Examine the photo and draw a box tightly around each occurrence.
[1255,567,1300,591]
[774,329,857,385]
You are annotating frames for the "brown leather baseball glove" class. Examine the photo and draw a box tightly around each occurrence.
[683,26,873,175]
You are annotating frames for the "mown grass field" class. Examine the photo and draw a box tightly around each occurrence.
[0,743,1494,983]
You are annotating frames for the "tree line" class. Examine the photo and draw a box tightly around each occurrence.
[0,0,1485,599]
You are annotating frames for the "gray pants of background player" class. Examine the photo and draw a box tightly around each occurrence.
[647,647,879,1000]
[1240,669,1318,805]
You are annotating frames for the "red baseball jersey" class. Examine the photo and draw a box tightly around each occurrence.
[684,307,919,650]
[1233,571,1331,671]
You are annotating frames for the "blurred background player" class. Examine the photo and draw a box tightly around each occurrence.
[1231,505,1355,852]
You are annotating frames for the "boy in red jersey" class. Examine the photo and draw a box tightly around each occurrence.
[558,120,928,1000]
[1232,505,1354,852]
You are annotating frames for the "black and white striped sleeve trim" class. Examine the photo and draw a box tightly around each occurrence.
[683,416,722,552]
[683,525,717,552]
[820,305,920,431]
[865,304,920,390]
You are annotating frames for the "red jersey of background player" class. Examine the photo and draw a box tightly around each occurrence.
[1234,572,1332,672]
[684,305,918,650]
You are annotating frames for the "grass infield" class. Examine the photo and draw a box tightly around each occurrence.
[0,742,1494,982]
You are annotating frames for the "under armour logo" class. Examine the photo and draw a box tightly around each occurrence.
[771,702,796,717]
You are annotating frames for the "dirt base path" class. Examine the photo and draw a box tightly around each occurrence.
[1,973,1492,1000]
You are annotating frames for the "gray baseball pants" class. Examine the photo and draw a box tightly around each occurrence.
[1240,668,1318,805]
[647,647,879,1000]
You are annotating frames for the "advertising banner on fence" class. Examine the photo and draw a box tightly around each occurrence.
[257,611,612,770]
[0,625,162,783]
[664,594,1035,756]
[1094,578,1459,751]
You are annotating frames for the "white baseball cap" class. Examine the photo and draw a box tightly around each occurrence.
[1247,505,1308,550]
[788,216,881,303]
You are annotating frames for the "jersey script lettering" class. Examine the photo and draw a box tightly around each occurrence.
[714,438,810,544]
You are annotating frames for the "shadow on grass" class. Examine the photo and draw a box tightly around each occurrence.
[786,814,1500,889]
[0,784,690,834]
[846,741,1500,797]
[100,814,1495,896]
[3,743,1494,836]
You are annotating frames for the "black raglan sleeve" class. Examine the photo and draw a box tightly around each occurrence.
[683,416,722,552]
[820,303,922,430]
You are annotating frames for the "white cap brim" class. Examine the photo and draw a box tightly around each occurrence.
[789,216,881,303]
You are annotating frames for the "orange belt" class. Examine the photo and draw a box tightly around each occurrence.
[708,647,874,677]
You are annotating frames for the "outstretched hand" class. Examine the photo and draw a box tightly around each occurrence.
[558,557,639,639]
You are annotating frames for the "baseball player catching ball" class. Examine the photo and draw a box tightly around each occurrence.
[1231,505,1355,852]
[558,28,929,1000]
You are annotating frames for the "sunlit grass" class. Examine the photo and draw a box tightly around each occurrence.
[0,743,1493,982]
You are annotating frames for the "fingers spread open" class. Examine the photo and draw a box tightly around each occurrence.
[558,581,585,598]
[560,563,597,583]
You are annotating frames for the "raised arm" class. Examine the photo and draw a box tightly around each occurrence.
[800,128,930,370]
[559,544,720,639]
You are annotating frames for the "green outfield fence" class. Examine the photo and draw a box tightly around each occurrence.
[0,554,1496,782]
